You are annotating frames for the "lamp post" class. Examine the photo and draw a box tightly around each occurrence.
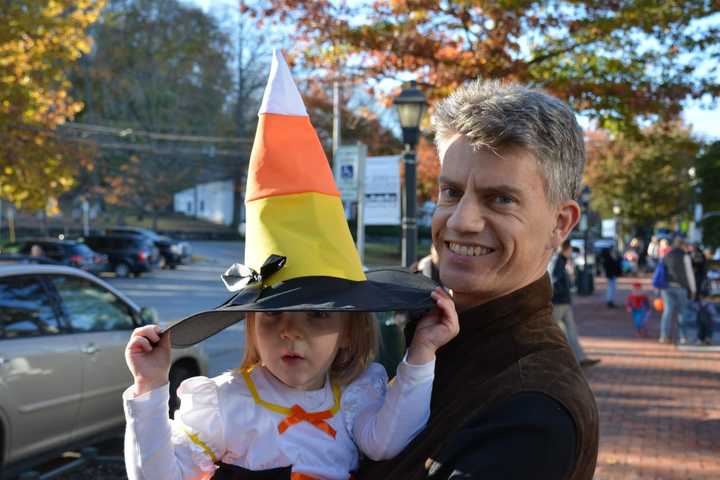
[577,186,594,295]
[612,202,622,251]
[393,81,427,268]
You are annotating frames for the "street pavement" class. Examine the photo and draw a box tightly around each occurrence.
[105,240,246,376]
[576,276,720,480]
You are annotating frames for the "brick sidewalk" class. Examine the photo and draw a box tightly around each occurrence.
[573,277,720,480]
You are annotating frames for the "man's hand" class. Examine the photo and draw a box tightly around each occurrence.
[408,287,460,365]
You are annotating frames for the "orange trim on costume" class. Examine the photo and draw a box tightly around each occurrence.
[278,404,336,438]
[289,473,356,480]
[246,114,340,202]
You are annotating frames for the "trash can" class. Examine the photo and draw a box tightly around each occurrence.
[576,268,594,296]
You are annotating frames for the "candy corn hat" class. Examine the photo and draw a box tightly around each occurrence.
[165,50,437,348]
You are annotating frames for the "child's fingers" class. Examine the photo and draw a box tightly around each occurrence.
[131,325,162,344]
[127,334,154,353]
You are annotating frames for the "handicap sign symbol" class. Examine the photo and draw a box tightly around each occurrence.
[340,165,354,179]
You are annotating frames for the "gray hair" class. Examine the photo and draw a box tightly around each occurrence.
[432,80,585,204]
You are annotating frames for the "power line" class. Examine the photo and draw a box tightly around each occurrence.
[61,122,252,144]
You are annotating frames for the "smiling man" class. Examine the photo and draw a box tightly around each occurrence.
[361,81,599,479]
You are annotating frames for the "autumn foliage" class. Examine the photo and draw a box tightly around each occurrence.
[1,0,106,210]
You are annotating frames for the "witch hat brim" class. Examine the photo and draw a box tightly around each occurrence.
[165,268,438,348]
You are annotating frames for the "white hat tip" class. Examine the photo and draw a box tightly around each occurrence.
[259,50,307,117]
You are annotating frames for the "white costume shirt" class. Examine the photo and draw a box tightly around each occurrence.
[123,358,434,480]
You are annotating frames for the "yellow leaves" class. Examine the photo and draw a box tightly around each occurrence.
[4,166,13,175]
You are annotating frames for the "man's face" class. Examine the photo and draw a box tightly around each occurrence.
[432,134,573,310]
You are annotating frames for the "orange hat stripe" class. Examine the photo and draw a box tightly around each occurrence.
[246,114,340,202]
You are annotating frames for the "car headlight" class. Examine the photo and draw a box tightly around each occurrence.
[170,244,182,254]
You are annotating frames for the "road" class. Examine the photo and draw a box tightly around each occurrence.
[104,240,246,376]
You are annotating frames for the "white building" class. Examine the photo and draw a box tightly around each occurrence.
[174,179,237,226]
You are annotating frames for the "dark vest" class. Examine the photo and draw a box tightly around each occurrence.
[664,248,691,291]
[360,274,599,479]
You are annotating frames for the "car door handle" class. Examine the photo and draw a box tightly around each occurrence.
[82,343,99,355]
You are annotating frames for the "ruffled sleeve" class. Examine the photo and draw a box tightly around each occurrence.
[171,377,226,471]
[341,362,388,435]
[345,356,435,461]
[123,376,225,480]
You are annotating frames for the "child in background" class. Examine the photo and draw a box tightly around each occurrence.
[695,294,716,346]
[626,282,651,337]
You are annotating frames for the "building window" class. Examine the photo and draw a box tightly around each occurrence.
[186,201,192,213]
[199,200,205,212]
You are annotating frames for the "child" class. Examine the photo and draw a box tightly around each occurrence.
[625,282,650,337]
[123,50,459,480]
[695,294,716,346]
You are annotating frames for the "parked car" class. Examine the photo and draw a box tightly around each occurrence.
[11,238,109,275]
[82,235,155,277]
[105,227,191,269]
[0,263,209,477]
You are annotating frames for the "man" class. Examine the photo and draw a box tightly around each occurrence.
[659,237,696,344]
[361,80,598,479]
[552,240,600,367]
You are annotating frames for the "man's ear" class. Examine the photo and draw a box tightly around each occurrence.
[550,199,581,249]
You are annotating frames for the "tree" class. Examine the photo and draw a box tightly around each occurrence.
[71,0,238,220]
[584,124,700,233]
[696,141,720,247]
[0,0,106,210]
[302,82,402,158]
[249,0,720,133]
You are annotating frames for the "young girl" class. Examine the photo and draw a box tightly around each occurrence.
[123,49,459,480]
[124,290,457,480]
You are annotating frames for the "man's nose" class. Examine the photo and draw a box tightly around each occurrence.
[446,194,485,232]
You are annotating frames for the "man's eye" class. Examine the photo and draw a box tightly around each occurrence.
[494,195,515,205]
[439,187,460,201]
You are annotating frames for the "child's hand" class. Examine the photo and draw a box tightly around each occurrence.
[125,325,172,396]
[407,287,459,365]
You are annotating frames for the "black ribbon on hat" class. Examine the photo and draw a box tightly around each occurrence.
[221,254,287,292]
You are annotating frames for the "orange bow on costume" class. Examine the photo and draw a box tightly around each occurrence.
[241,367,342,438]
[278,404,337,438]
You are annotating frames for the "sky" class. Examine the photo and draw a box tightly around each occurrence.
[190,0,720,141]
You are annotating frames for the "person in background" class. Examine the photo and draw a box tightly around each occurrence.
[658,237,672,258]
[689,242,707,300]
[694,292,716,346]
[659,237,696,344]
[551,240,601,367]
[603,248,622,308]
[412,244,441,284]
[625,282,650,337]
[646,236,660,270]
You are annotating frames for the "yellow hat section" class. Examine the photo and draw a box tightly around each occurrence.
[244,192,366,285]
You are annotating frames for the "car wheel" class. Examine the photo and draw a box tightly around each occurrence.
[168,362,197,418]
[115,262,130,278]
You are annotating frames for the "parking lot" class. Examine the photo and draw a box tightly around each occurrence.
[103,240,247,377]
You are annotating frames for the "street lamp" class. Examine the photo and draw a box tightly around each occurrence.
[393,80,427,267]
[577,186,594,295]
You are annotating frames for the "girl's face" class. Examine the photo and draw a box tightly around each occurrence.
[253,311,348,390]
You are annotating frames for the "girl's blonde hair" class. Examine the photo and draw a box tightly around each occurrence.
[240,311,380,386]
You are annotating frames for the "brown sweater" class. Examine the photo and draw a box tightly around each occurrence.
[360,274,599,479]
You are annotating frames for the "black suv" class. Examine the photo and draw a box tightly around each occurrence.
[105,227,190,269]
[82,235,155,277]
[11,239,108,275]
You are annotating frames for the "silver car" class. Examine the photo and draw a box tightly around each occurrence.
[0,264,208,476]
